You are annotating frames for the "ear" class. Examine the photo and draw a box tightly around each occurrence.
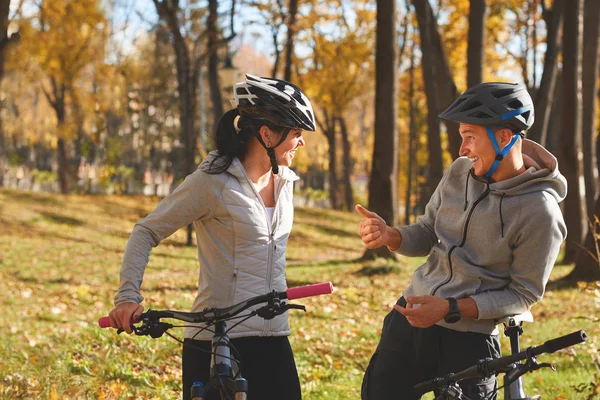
[259,125,271,142]
[498,128,513,146]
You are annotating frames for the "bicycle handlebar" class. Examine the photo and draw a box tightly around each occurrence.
[414,330,587,396]
[98,282,334,329]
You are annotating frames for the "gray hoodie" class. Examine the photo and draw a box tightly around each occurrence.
[398,139,567,334]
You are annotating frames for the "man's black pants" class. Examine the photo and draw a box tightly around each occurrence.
[362,297,501,400]
[182,336,302,400]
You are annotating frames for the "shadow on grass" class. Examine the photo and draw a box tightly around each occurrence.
[296,207,358,224]
[294,223,356,239]
[286,258,359,268]
[100,196,157,220]
[40,211,84,226]
[289,231,361,253]
[10,271,74,285]
[1,190,60,206]
[353,265,398,277]
[545,263,581,291]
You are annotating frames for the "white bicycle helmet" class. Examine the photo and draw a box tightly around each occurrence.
[233,74,316,132]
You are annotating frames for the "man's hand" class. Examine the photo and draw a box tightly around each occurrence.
[394,295,449,328]
[108,302,144,334]
[355,204,401,250]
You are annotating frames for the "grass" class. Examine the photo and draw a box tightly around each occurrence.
[0,188,598,399]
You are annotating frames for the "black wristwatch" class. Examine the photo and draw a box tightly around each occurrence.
[444,297,461,323]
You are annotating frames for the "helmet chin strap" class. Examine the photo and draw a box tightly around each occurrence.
[257,127,292,175]
[484,126,521,178]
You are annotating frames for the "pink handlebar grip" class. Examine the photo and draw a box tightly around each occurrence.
[98,316,111,328]
[286,282,334,300]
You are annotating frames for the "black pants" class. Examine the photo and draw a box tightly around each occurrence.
[362,297,501,400]
[182,336,302,400]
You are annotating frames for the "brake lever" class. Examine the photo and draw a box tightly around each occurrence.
[529,361,555,372]
[505,357,556,385]
[256,302,306,320]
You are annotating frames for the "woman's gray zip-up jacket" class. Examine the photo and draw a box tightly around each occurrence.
[398,139,567,334]
[114,151,299,340]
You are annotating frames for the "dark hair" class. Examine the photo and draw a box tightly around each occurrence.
[207,108,286,174]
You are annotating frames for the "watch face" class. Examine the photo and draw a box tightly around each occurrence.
[445,313,461,324]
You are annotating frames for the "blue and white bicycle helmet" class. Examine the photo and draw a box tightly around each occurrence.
[439,82,534,177]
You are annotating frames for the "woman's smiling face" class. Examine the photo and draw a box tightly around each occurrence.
[273,128,305,167]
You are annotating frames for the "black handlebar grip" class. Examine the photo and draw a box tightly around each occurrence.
[542,330,587,354]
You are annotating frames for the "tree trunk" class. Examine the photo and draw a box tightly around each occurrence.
[43,77,70,194]
[532,0,538,87]
[208,0,223,131]
[414,0,460,158]
[153,0,198,181]
[0,127,4,187]
[325,122,338,210]
[57,137,68,194]
[271,30,281,78]
[153,0,199,247]
[0,0,12,83]
[284,0,298,82]
[528,0,564,145]
[405,38,417,226]
[414,0,444,202]
[467,0,486,87]
[564,194,600,281]
[363,0,398,260]
[581,0,600,219]
[337,115,353,211]
[559,0,587,263]
[0,0,14,187]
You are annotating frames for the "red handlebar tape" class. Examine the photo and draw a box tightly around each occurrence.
[286,282,334,300]
[98,316,111,328]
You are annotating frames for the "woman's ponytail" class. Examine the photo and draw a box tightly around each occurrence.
[208,109,253,174]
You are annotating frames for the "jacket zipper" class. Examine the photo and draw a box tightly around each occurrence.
[431,183,491,296]
[237,168,279,335]
[264,177,286,334]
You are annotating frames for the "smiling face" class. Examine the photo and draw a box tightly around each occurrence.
[458,123,499,177]
[272,128,305,167]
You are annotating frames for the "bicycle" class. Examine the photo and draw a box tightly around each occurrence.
[413,321,588,400]
[99,282,334,400]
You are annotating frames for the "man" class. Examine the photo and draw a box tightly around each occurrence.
[357,82,567,399]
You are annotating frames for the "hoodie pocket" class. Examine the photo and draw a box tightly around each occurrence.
[453,267,483,297]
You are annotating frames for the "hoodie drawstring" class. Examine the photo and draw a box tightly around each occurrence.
[464,173,470,211]
[499,193,506,238]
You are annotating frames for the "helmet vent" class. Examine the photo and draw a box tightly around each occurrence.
[491,88,514,99]
[521,111,531,121]
[453,97,466,107]
[462,99,482,111]
[508,100,524,109]
[470,111,493,119]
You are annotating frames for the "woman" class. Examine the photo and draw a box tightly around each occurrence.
[108,74,316,400]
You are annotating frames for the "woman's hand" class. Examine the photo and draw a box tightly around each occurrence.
[108,302,144,334]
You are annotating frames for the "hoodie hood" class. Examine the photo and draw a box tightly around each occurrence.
[487,139,567,203]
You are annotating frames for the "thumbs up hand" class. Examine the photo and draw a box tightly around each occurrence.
[355,204,401,250]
